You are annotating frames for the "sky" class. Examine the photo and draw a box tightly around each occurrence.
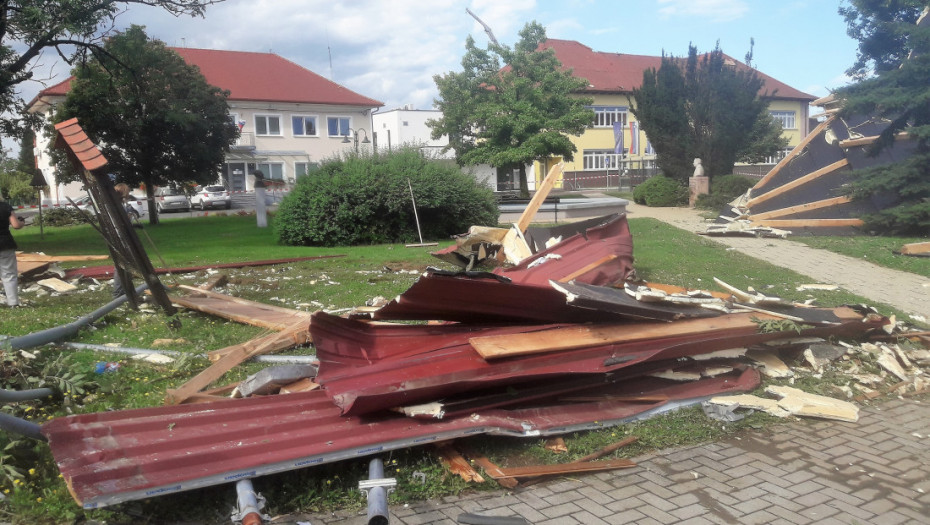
[19,0,861,121]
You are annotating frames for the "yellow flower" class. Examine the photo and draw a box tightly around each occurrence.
[3,489,9,494]
[36,497,42,503]
[28,468,35,476]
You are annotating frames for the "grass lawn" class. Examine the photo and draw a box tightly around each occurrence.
[0,214,913,523]
[791,234,930,278]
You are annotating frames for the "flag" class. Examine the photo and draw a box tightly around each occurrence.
[613,121,624,155]
[645,139,655,155]
[629,122,639,155]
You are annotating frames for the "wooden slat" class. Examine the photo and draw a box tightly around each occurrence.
[470,308,863,360]
[164,319,309,405]
[515,162,564,233]
[435,444,485,483]
[556,255,617,283]
[459,446,518,489]
[207,328,310,361]
[750,196,853,220]
[839,131,910,148]
[170,285,313,331]
[752,115,836,190]
[900,242,930,255]
[16,253,110,262]
[752,218,865,228]
[640,282,732,300]
[495,458,636,479]
[748,159,850,208]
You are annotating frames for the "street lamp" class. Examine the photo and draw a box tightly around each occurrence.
[341,128,371,152]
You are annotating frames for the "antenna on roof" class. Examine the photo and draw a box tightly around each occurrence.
[328,45,334,80]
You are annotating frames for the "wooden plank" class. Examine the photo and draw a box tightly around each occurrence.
[207,328,310,361]
[750,196,853,220]
[753,116,836,190]
[459,446,518,489]
[495,458,636,479]
[178,285,311,317]
[900,242,930,255]
[16,253,110,262]
[747,158,850,208]
[164,319,309,405]
[641,282,732,301]
[574,437,638,463]
[470,307,863,360]
[435,444,485,483]
[515,162,564,233]
[838,131,910,148]
[556,255,617,283]
[751,218,865,228]
[170,286,313,331]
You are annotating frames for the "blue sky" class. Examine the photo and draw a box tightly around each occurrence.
[22,0,861,114]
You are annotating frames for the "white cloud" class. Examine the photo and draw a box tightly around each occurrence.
[656,0,749,23]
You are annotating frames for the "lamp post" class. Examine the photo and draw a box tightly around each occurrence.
[341,128,371,152]
[30,169,48,239]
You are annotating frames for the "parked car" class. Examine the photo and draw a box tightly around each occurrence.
[72,194,146,219]
[190,185,231,210]
[154,187,191,213]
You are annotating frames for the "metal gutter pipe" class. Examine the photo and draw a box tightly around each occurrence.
[0,412,46,441]
[0,284,149,351]
[360,458,396,525]
[232,479,266,525]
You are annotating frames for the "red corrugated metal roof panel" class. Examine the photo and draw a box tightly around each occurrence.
[53,118,108,172]
[43,368,760,509]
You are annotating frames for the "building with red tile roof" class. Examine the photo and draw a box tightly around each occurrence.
[28,48,383,204]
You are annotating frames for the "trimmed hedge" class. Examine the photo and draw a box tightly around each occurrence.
[274,149,499,247]
[632,176,689,207]
[695,174,757,210]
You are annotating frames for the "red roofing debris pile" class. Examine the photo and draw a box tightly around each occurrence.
[41,213,885,509]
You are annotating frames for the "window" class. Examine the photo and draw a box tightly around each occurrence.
[327,116,350,137]
[255,115,282,136]
[770,110,796,129]
[256,162,284,181]
[295,162,319,177]
[588,106,628,128]
[583,149,620,170]
[292,115,318,136]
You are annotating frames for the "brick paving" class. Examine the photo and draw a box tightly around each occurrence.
[284,202,930,525]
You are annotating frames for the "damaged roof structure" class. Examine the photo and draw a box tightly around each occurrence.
[39,207,888,510]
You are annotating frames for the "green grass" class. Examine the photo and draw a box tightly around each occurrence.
[791,234,930,278]
[0,214,913,524]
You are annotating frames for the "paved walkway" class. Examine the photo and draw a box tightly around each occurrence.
[295,398,930,524]
[289,202,930,525]
[623,202,930,322]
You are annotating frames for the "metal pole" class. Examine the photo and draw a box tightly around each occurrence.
[407,179,425,245]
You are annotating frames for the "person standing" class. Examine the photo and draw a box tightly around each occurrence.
[1,198,25,307]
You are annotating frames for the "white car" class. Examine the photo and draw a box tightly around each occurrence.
[190,185,232,210]
[72,194,146,219]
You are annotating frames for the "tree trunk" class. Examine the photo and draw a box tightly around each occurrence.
[145,183,159,226]
[518,164,529,198]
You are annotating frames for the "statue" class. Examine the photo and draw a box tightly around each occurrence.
[253,169,268,228]
[692,158,705,177]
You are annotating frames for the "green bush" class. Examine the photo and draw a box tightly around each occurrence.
[632,176,689,207]
[274,148,499,246]
[695,174,757,210]
[38,207,92,227]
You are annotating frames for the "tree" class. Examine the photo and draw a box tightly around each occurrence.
[0,132,38,205]
[0,1,223,142]
[50,25,238,224]
[835,1,930,234]
[430,21,593,197]
[630,44,787,181]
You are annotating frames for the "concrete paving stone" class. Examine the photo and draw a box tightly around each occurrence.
[870,510,916,525]
[738,509,780,525]
[567,510,610,525]
[505,503,547,523]
[546,480,584,494]
[826,499,877,522]
[542,489,587,506]
[579,477,615,494]
[670,502,710,521]
[767,519,806,525]
[857,458,904,476]
[636,480,678,500]
[781,469,817,486]
[819,485,869,507]
[605,496,646,513]
[636,504,678,523]
[605,483,646,501]
[399,510,447,525]
[691,465,732,484]
[886,490,923,509]
[637,467,677,487]
[881,445,921,460]
[477,493,522,509]
[536,516,580,525]
[890,457,923,472]
[761,500,810,524]
[605,472,647,490]
[724,472,765,490]
[674,517,718,525]
[860,494,899,515]
[572,499,612,518]
[636,491,680,512]
[751,462,792,482]
[513,491,550,510]
[754,480,801,500]
[794,490,832,508]
[803,502,840,520]
[667,491,701,508]
[603,508,648,525]
[577,485,616,506]
[888,503,930,523]
[539,501,584,519]
[720,451,758,469]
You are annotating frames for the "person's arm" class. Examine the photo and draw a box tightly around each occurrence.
[9,213,23,230]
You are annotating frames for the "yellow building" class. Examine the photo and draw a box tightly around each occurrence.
[533,40,816,190]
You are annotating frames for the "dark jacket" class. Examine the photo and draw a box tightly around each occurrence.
[0,201,17,251]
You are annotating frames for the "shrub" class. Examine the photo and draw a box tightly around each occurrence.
[695,174,757,210]
[632,176,689,207]
[38,207,93,227]
[274,148,499,247]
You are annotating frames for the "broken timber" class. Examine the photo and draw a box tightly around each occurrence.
[171,285,314,330]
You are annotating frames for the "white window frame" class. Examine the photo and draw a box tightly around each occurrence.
[583,149,620,170]
[327,116,351,137]
[770,110,796,130]
[256,162,285,181]
[255,114,283,136]
[588,106,628,128]
[292,115,319,137]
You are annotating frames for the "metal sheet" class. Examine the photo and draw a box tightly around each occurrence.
[43,368,759,509]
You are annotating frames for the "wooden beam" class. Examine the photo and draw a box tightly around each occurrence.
[435,444,485,483]
[900,242,930,255]
[471,307,863,360]
[752,115,836,190]
[515,162,563,233]
[750,196,853,220]
[459,446,518,488]
[556,254,617,283]
[839,131,911,149]
[164,318,309,405]
[207,327,310,361]
[748,159,850,208]
[16,253,110,262]
[751,218,864,228]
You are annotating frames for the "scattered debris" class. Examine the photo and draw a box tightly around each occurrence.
[796,283,840,292]
[898,241,930,257]
[700,220,791,238]
[36,277,78,293]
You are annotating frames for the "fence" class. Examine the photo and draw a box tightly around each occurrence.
[561,159,660,192]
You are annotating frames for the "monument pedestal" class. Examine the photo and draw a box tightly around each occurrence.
[689,176,709,207]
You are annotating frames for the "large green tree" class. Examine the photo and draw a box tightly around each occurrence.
[835,1,929,234]
[630,44,787,181]
[0,1,223,141]
[51,25,238,224]
[430,21,593,197]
